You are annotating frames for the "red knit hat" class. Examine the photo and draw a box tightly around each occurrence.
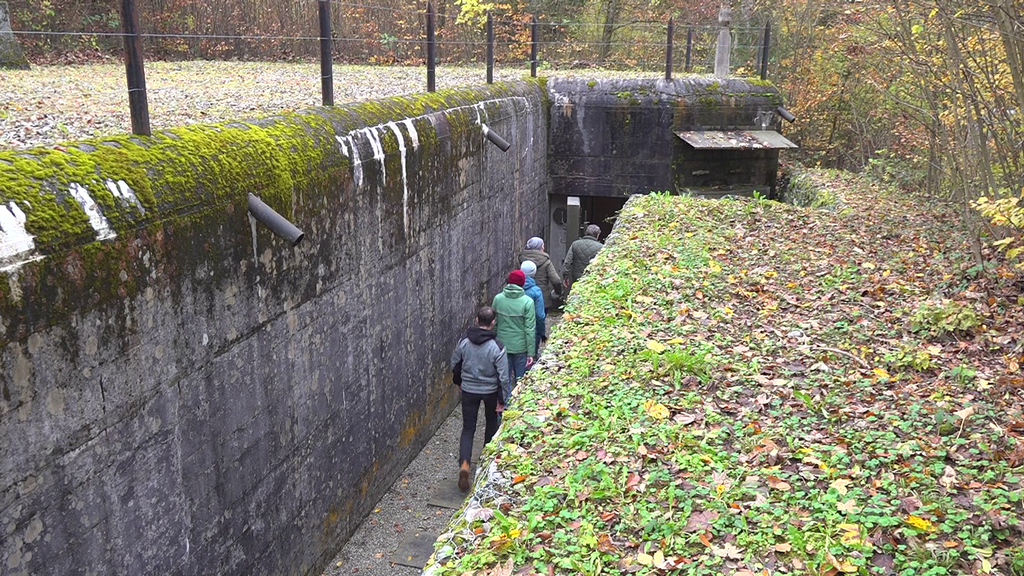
[507,270,526,286]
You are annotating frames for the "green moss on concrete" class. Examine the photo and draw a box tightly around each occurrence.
[0,112,335,252]
[745,77,776,88]
[697,95,720,108]
[0,79,548,339]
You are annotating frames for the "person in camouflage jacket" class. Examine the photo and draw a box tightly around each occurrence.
[564,224,603,286]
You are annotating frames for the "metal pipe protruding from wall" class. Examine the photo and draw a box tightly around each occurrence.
[482,124,511,152]
[776,106,796,123]
[248,193,305,246]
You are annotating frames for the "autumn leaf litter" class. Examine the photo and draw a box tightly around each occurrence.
[427,171,1024,575]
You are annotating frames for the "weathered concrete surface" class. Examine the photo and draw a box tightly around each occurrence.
[0,81,548,576]
[0,2,29,70]
[547,77,784,198]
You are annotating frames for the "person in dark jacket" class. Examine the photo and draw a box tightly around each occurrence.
[564,224,603,289]
[520,260,546,355]
[518,237,562,311]
[450,306,510,491]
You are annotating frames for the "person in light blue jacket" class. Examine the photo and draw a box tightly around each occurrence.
[520,260,546,357]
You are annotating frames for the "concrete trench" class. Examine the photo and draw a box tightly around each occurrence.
[322,322,558,576]
[0,76,789,576]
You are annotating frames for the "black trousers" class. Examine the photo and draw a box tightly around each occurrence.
[460,390,500,465]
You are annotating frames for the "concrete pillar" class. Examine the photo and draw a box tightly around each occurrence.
[0,1,30,70]
[714,5,731,78]
[566,197,581,246]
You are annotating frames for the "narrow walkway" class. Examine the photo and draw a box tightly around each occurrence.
[320,397,485,576]
[322,315,560,576]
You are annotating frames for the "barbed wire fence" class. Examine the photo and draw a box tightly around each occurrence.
[6,0,775,135]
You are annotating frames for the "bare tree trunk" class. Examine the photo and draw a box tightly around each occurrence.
[996,0,1024,113]
[598,0,618,64]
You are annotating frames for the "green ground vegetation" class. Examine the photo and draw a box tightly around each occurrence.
[426,170,1024,575]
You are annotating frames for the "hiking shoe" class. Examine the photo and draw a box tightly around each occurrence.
[458,461,471,492]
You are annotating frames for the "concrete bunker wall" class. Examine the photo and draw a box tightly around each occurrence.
[0,81,549,576]
[544,77,784,266]
[547,77,784,199]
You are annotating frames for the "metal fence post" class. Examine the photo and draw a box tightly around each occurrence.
[685,26,693,72]
[121,0,150,136]
[318,0,333,106]
[760,20,771,80]
[530,15,538,78]
[665,17,674,81]
[426,2,435,92]
[486,12,493,84]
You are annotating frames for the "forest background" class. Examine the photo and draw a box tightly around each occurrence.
[7,0,1024,257]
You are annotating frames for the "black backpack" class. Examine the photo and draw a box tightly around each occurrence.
[452,360,463,386]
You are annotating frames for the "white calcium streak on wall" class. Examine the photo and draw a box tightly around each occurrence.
[336,134,364,189]
[402,119,419,149]
[248,213,264,298]
[104,179,145,213]
[333,95,531,187]
[350,127,386,254]
[0,202,35,262]
[69,183,117,241]
[330,95,532,236]
[386,121,411,236]
[346,136,363,188]
[359,127,386,186]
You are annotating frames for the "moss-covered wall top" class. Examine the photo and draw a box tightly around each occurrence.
[0,80,544,342]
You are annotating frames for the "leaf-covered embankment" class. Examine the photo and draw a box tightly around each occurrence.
[427,171,1024,575]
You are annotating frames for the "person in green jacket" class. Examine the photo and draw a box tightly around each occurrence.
[492,270,536,401]
[564,224,604,290]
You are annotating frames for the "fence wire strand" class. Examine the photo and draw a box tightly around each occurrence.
[11,29,769,47]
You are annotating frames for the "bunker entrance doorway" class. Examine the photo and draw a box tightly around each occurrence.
[548,195,627,269]
[577,196,626,240]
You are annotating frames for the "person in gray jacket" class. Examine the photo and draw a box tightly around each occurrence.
[450,306,510,491]
[519,237,562,311]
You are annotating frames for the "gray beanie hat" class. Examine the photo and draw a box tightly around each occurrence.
[520,260,537,277]
[525,237,544,250]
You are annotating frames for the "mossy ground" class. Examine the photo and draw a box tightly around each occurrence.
[426,171,1024,575]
